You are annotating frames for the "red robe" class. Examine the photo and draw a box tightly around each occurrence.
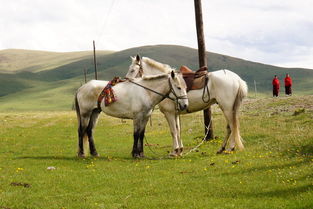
[284,76,292,87]
[272,78,280,96]
[272,78,280,88]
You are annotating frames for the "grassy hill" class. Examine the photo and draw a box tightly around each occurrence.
[0,49,113,73]
[0,45,312,111]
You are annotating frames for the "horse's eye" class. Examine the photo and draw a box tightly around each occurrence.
[131,70,134,73]
[177,87,181,90]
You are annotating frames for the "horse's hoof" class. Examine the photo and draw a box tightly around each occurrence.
[132,153,141,159]
[216,149,224,154]
[91,152,100,157]
[176,148,184,156]
[77,153,86,158]
[169,150,183,157]
[226,148,235,152]
[169,152,178,157]
[91,154,100,158]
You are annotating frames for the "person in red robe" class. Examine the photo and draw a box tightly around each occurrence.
[272,75,280,97]
[284,73,292,96]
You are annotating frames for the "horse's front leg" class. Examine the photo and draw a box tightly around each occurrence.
[132,131,140,158]
[175,115,184,156]
[132,116,149,158]
[138,127,146,158]
[162,110,181,157]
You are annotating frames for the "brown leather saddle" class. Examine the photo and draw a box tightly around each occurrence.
[179,65,208,91]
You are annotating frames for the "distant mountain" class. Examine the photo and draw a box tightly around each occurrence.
[0,45,312,111]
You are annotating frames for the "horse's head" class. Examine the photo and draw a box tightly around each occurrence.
[126,54,143,79]
[168,71,188,111]
[126,55,173,79]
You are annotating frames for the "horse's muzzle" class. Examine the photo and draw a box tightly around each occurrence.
[179,103,188,111]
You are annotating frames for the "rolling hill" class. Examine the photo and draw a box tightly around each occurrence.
[0,45,312,111]
[0,49,113,73]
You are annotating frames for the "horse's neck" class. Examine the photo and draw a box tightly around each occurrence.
[143,63,170,76]
[138,77,170,103]
[143,67,162,75]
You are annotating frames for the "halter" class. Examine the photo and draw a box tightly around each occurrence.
[128,77,188,107]
[135,62,143,77]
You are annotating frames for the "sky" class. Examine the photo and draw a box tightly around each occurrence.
[1,0,313,69]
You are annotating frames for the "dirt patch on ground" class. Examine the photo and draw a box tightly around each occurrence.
[243,95,313,115]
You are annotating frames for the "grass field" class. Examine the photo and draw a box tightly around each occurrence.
[0,96,312,209]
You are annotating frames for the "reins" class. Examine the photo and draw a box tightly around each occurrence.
[144,112,212,159]
[202,75,210,103]
[128,79,172,101]
[128,77,188,104]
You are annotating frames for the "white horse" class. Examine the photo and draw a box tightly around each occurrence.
[126,55,248,156]
[75,71,188,158]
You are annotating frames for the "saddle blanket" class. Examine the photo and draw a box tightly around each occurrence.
[98,77,124,107]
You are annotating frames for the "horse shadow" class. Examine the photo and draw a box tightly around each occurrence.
[13,154,174,162]
[14,155,83,161]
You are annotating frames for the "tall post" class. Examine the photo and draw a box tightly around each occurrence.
[254,80,257,98]
[84,68,87,83]
[93,40,98,80]
[194,0,213,140]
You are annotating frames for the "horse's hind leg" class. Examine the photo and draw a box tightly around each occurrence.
[217,107,235,154]
[228,111,244,151]
[217,124,231,154]
[86,109,101,157]
[217,108,243,153]
[77,114,90,158]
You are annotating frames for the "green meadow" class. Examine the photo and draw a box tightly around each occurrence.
[0,95,312,209]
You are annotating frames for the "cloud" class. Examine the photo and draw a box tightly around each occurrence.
[202,0,313,68]
[0,0,312,69]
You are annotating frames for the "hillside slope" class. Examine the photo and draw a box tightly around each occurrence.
[0,45,312,111]
[0,49,113,73]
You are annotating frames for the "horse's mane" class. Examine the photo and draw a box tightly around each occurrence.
[142,73,169,80]
[142,57,173,73]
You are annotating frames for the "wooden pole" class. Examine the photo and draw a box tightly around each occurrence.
[194,0,213,140]
[93,40,98,80]
[254,80,257,98]
[84,68,87,83]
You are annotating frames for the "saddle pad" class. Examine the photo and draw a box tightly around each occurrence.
[97,77,124,108]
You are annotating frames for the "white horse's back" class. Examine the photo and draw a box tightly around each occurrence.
[209,69,248,102]
[76,80,109,112]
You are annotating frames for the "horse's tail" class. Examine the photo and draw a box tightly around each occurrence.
[232,79,248,150]
[74,92,89,154]
[74,92,81,126]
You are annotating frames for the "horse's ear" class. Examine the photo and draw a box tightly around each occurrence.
[136,54,141,63]
[130,56,135,61]
[171,70,175,79]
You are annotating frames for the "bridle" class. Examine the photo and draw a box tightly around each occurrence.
[128,76,188,108]
[135,62,143,77]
